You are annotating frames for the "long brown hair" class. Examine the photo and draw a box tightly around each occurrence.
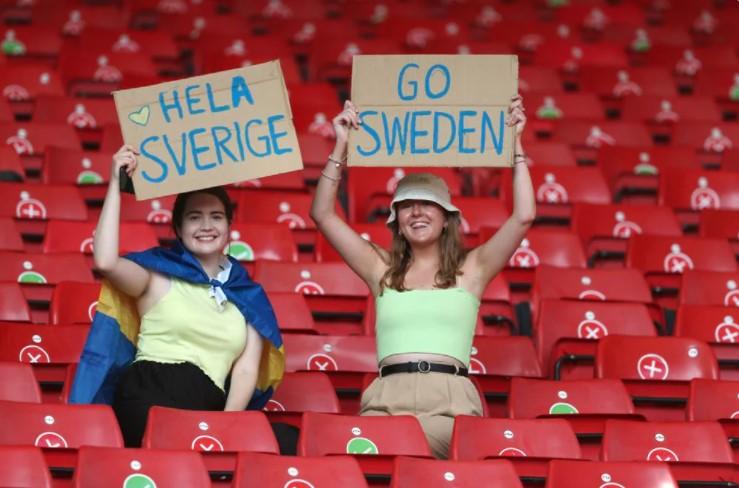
[379,211,467,292]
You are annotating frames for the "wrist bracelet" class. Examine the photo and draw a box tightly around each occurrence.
[321,171,341,182]
[328,154,347,168]
[514,153,526,158]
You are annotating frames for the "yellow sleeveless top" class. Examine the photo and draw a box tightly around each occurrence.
[135,278,247,391]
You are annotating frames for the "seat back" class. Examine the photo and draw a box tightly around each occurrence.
[602,419,733,463]
[74,446,210,487]
[450,417,582,461]
[0,362,41,403]
[299,412,432,458]
[687,379,739,422]
[234,452,367,488]
[391,457,523,488]
[545,459,678,488]
[49,282,101,324]
[508,378,634,418]
[0,401,123,448]
[0,446,52,488]
[142,406,279,454]
[596,336,719,382]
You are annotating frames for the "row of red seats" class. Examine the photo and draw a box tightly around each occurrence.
[0,445,705,488]
[0,401,734,486]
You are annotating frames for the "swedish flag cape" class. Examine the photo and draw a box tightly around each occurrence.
[69,241,284,409]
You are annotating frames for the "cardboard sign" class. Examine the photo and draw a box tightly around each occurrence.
[113,60,302,200]
[348,55,518,167]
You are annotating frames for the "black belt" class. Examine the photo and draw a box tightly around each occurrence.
[379,361,468,378]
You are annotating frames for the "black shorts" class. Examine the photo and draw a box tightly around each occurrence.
[112,360,225,447]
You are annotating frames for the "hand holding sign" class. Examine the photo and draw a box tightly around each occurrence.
[348,55,518,167]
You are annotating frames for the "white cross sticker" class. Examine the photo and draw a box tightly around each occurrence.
[637,354,670,380]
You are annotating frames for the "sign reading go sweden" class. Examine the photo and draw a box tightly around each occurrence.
[348,55,518,168]
[113,60,302,200]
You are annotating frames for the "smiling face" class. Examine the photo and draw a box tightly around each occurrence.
[395,199,447,246]
[176,192,230,258]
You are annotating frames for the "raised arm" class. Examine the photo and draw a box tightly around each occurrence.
[467,96,535,292]
[224,323,263,411]
[309,101,387,294]
[93,145,152,298]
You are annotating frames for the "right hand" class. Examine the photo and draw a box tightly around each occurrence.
[332,100,360,144]
[112,144,139,180]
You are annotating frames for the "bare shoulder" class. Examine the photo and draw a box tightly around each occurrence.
[137,272,171,316]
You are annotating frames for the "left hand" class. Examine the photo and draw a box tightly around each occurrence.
[506,95,526,139]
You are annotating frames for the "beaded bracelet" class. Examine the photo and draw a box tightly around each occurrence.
[327,154,347,168]
[321,171,341,182]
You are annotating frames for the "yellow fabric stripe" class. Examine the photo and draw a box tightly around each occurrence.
[97,280,140,345]
[258,343,285,391]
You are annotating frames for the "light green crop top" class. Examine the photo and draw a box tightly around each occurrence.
[135,278,247,391]
[375,287,480,366]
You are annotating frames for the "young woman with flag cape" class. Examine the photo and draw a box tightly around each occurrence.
[69,145,285,448]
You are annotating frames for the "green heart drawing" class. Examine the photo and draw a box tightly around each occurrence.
[128,105,150,126]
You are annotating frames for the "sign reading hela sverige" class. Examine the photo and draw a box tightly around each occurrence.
[349,55,518,168]
[113,60,303,200]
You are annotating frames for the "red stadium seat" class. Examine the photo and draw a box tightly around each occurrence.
[680,270,739,307]
[0,446,52,488]
[118,193,176,243]
[281,334,376,414]
[0,146,24,181]
[450,417,581,481]
[0,26,62,58]
[298,412,431,481]
[0,66,64,107]
[687,379,739,452]
[390,457,523,488]
[0,252,94,313]
[687,378,739,421]
[468,336,543,417]
[545,459,678,488]
[41,147,113,191]
[234,452,367,488]
[49,282,101,325]
[0,182,87,225]
[0,217,23,252]
[0,401,122,472]
[226,223,298,274]
[268,292,316,334]
[671,123,739,156]
[626,235,737,308]
[0,123,79,157]
[0,323,89,402]
[551,121,653,152]
[578,67,678,98]
[601,419,735,486]
[42,221,158,256]
[508,377,640,459]
[480,228,587,299]
[347,167,462,224]
[571,203,682,266]
[524,142,577,167]
[500,165,610,224]
[596,336,719,421]
[519,66,564,95]
[255,261,369,335]
[287,82,342,135]
[659,169,739,230]
[33,96,119,129]
[528,93,605,121]
[596,146,698,202]
[264,372,340,427]
[675,304,739,379]
[142,406,278,474]
[536,300,657,379]
[699,209,739,256]
[74,446,210,488]
[230,170,306,192]
[0,283,31,322]
[0,362,41,403]
[621,96,722,124]
[76,28,179,60]
[531,266,655,324]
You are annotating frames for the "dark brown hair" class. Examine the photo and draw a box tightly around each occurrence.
[379,210,467,292]
[172,186,234,238]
